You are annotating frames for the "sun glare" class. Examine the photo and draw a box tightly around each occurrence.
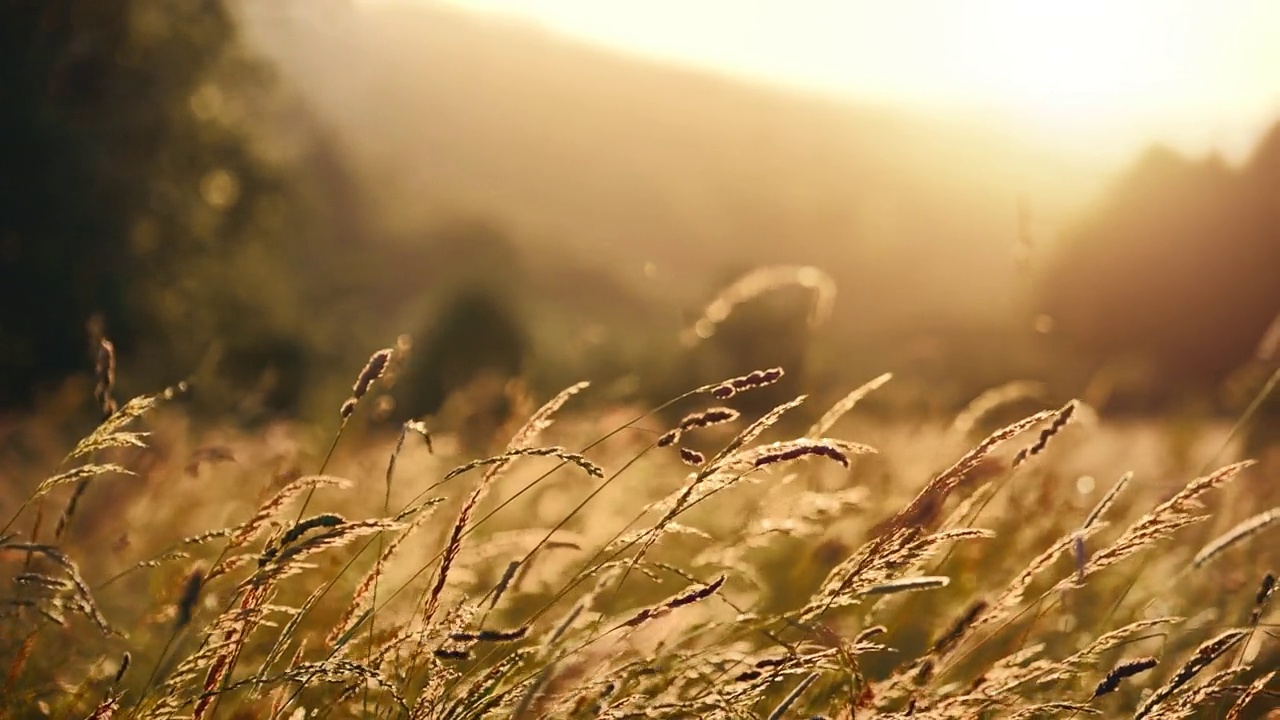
[953,1,1177,119]
[434,0,1279,159]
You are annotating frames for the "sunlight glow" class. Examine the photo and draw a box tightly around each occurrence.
[954,2,1178,116]
[427,0,1280,161]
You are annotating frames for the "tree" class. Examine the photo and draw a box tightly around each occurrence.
[1037,127,1280,406]
[0,0,309,414]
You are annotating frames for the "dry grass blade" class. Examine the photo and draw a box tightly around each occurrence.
[858,575,950,596]
[661,438,874,510]
[91,336,118,419]
[175,584,276,720]
[977,523,1109,634]
[765,671,819,720]
[809,372,893,437]
[385,419,431,504]
[1007,702,1099,719]
[420,383,591,636]
[327,498,445,648]
[1133,629,1247,720]
[1054,617,1181,675]
[68,394,159,460]
[443,447,604,481]
[624,397,814,585]
[0,542,115,636]
[262,518,403,579]
[488,560,522,611]
[938,481,996,531]
[255,586,327,689]
[681,264,835,346]
[803,527,993,621]
[113,651,131,685]
[1068,462,1253,587]
[1192,507,1279,568]
[120,550,188,574]
[952,380,1046,435]
[260,513,346,564]
[225,475,353,552]
[231,660,408,711]
[34,464,134,499]
[856,625,888,643]
[1082,471,1133,529]
[449,626,529,643]
[1225,670,1276,720]
[1168,666,1249,717]
[886,409,1055,534]
[737,438,874,470]
[13,572,72,592]
[510,380,590,449]
[619,575,726,630]
[83,651,130,719]
[710,395,808,466]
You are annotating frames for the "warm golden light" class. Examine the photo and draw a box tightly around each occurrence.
[430,0,1280,161]
[951,1,1177,119]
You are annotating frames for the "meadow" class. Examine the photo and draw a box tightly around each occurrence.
[4,2,1279,717]
[0,327,1276,719]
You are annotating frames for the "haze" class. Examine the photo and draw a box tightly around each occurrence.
[231,0,1280,411]
[429,0,1280,164]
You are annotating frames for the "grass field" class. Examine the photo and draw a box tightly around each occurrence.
[0,347,1277,719]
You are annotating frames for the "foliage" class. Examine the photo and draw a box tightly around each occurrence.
[1037,130,1280,397]
[0,0,309,414]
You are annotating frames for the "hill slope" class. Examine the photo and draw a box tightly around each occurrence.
[238,0,1104,336]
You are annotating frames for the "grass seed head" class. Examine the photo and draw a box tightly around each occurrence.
[340,347,393,419]
[1092,656,1158,698]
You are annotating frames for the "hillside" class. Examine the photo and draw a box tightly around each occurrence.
[236,0,1105,336]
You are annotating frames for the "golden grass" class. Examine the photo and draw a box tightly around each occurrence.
[0,354,1276,719]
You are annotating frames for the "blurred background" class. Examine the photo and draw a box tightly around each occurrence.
[1,0,1277,444]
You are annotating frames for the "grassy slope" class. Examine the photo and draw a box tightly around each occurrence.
[238,1,1106,335]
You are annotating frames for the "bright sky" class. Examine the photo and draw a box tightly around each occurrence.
[425,0,1280,163]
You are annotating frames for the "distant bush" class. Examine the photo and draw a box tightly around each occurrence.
[1038,125,1280,404]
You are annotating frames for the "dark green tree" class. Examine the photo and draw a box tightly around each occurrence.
[0,0,308,414]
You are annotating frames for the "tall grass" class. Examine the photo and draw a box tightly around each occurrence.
[0,343,1276,719]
